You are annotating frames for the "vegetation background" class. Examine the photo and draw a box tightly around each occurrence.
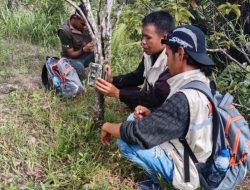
[0,0,249,189]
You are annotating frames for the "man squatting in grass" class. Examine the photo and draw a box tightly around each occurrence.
[58,4,94,80]
[100,25,215,190]
[95,11,174,111]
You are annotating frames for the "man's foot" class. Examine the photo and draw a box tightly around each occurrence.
[137,179,163,190]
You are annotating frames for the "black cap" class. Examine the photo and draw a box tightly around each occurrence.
[162,25,214,66]
[75,4,87,19]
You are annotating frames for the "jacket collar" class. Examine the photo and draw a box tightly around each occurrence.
[167,69,210,98]
[144,48,167,68]
[68,20,83,35]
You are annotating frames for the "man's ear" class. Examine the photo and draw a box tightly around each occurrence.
[177,47,185,60]
[163,34,168,40]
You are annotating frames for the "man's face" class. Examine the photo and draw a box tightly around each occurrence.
[141,24,166,55]
[165,45,182,77]
[74,17,85,32]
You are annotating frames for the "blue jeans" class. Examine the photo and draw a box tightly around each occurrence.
[117,139,174,183]
[127,113,135,121]
[68,53,94,80]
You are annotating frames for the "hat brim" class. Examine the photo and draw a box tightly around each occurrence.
[186,50,215,66]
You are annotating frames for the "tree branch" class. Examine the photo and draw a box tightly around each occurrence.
[80,0,103,63]
[112,1,126,30]
[81,0,99,35]
[101,0,114,62]
[64,0,95,39]
[207,48,250,72]
[140,0,153,11]
[233,103,250,111]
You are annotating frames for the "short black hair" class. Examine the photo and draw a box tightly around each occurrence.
[75,4,87,18]
[142,10,175,35]
[170,47,214,76]
[186,54,214,76]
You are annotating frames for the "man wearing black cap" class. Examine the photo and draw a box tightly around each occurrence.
[100,25,215,189]
[58,4,94,80]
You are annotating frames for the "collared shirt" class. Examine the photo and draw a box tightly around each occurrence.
[58,21,83,49]
[112,57,170,110]
[58,20,91,57]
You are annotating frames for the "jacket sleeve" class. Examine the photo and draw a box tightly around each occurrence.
[120,92,190,149]
[112,58,145,88]
[119,69,170,110]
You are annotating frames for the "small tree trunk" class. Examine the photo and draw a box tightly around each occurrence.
[94,91,105,128]
[65,0,115,129]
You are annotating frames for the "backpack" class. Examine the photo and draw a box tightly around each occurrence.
[41,56,85,98]
[181,80,250,190]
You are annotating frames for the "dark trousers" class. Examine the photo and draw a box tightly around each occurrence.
[68,53,94,80]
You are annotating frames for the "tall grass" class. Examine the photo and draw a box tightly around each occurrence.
[111,23,142,75]
[0,4,66,48]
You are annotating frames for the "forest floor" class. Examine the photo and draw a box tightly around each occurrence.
[0,38,249,190]
[0,38,141,190]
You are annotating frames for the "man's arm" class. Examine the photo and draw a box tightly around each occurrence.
[134,105,151,120]
[95,78,120,98]
[95,59,145,102]
[101,123,121,146]
[120,92,190,149]
[119,70,170,110]
[112,59,145,89]
[58,30,93,58]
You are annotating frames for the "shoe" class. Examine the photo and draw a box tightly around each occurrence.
[137,179,163,190]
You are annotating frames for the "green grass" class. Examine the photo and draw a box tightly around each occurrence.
[0,3,64,48]
[0,2,248,189]
[0,38,143,189]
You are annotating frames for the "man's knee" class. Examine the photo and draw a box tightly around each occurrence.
[127,113,135,121]
[84,53,95,67]
[116,139,140,158]
[68,59,85,80]
[117,139,131,154]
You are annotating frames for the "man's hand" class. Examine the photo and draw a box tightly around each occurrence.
[82,42,94,53]
[105,65,113,83]
[101,129,112,146]
[134,105,151,120]
[101,122,121,146]
[95,78,120,98]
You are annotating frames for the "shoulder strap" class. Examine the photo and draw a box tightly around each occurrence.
[41,61,49,90]
[181,81,221,148]
[180,80,222,182]
[182,80,214,100]
[41,56,60,90]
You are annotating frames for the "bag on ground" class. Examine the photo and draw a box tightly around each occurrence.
[41,56,85,98]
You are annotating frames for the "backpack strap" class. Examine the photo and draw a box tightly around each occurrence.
[179,137,199,182]
[41,58,50,90]
[180,80,222,182]
[41,56,60,90]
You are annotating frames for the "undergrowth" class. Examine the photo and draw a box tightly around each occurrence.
[0,1,249,189]
[0,38,143,189]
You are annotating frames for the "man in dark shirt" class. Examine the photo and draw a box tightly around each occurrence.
[100,25,215,189]
[58,4,94,80]
[95,11,174,110]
